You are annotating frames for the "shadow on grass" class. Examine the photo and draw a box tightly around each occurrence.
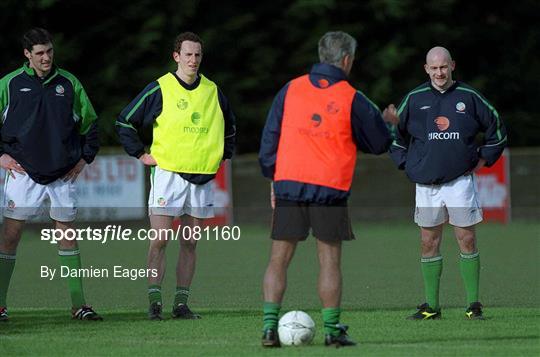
[0,308,263,336]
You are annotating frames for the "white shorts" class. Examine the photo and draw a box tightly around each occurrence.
[148,166,214,218]
[415,174,483,228]
[2,171,77,222]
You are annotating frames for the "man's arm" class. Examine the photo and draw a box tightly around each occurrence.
[80,122,99,164]
[388,96,411,170]
[350,91,392,155]
[473,92,507,167]
[58,70,99,164]
[54,74,99,182]
[217,88,236,160]
[0,93,6,159]
[258,83,289,180]
[0,70,27,177]
[0,69,26,159]
[0,73,12,159]
[75,85,99,164]
[116,82,162,159]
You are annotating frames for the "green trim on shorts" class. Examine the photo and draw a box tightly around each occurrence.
[150,166,156,206]
[3,172,9,203]
[150,166,156,182]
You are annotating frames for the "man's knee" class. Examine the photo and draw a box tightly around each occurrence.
[149,236,170,250]
[269,252,289,267]
[420,226,442,255]
[52,221,80,250]
[180,238,197,251]
[455,228,475,240]
[421,237,440,252]
[269,240,298,267]
[455,227,476,252]
[316,239,342,266]
[1,218,25,251]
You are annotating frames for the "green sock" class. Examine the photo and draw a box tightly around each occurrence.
[58,248,86,307]
[263,302,281,331]
[460,252,480,304]
[322,307,341,337]
[148,285,162,305]
[174,286,190,306]
[421,256,443,310]
[0,252,16,307]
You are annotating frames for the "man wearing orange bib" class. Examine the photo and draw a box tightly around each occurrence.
[259,31,393,347]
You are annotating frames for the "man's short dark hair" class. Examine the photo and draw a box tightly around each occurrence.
[174,32,203,53]
[22,28,53,51]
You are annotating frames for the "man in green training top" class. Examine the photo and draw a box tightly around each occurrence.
[387,46,507,320]
[0,28,101,321]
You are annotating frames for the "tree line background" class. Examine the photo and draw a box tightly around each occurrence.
[1,0,538,153]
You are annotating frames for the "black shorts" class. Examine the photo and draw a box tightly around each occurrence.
[271,198,355,242]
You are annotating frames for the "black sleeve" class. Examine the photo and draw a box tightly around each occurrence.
[0,74,9,158]
[474,94,507,167]
[258,83,289,180]
[351,91,392,155]
[116,82,162,158]
[217,87,236,160]
[81,121,99,164]
[388,96,411,170]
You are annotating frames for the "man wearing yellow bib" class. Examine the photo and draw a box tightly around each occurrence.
[116,32,236,320]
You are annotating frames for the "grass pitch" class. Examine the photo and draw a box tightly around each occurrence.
[2,307,538,356]
[1,221,539,355]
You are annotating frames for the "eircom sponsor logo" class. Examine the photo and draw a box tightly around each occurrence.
[428,116,460,140]
[428,132,460,140]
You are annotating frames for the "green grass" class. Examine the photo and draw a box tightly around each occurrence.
[1,221,539,355]
[2,307,539,356]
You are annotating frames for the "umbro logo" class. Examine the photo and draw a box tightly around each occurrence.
[420,105,430,110]
[19,88,31,92]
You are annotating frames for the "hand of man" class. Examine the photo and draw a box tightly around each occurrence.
[382,104,399,125]
[0,153,26,178]
[63,158,86,183]
[139,153,157,166]
[473,158,486,173]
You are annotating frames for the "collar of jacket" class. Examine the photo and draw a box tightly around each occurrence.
[23,62,59,83]
[170,71,201,90]
[429,80,459,95]
[310,63,348,82]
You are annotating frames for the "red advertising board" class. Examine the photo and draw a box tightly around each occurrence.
[207,160,233,225]
[475,149,510,223]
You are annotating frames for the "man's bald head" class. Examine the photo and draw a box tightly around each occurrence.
[426,46,452,64]
[424,46,455,91]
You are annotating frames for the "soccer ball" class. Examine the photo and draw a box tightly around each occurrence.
[278,310,315,346]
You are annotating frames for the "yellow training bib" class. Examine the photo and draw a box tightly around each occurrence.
[151,73,224,174]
